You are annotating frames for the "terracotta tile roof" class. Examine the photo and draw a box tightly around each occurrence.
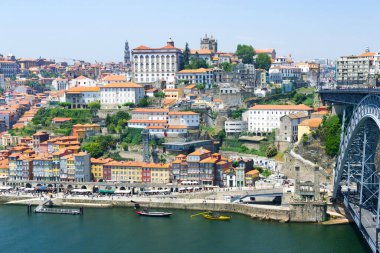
[190,49,212,55]
[163,89,179,92]
[200,157,217,163]
[101,82,143,88]
[188,148,211,156]
[66,87,100,93]
[358,52,375,57]
[102,75,127,81]
[299,118,323,128]
[146,126,165,129]
[52,117,72,122]
[132,108,169,113]
[168,125,187,129]
[168,111,198,115]
[128,119,167,124]
[286,112,309,119]
[178,68,210,74]
[246,169,260,175]
[184,84,197,89]
[250,104,312,111]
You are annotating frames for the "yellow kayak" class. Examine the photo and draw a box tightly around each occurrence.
[202,213,231,221]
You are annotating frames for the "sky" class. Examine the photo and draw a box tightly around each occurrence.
[1,0,379,63]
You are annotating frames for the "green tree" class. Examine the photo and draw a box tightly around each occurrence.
[220,62,234,72]
[58,102,72,109]
[262,169,272,178]
[321,116,341,156]
[255,53,272,71]
[82,142,103,158]
[154,91,165,98]
[138,96,149,107]
[122,102,135,107]
[266,145,278,158]
[196,83,205,90]
[88,101,101,116]
[185,57,209,69]
[183,42,190,69]
[235,44,255,64]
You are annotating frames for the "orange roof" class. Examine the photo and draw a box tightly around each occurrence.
[52,117,72,122]
[200,157,217,163]
[184,84,197,89]
[358,52,375,57]
[213,98,222,103]
[133,45,151,50]
[66,87,100,93]
[132,108,169,113]
[146,126,165,129]
[75,75,89,80]
[250,104,312,111]
[178,68,210,74]
[102,75,127,81]
[299,118,323,128]
[168,111,198,115]
[190,49,212,55]
[128,119,167,124]
[311,111,328,115]
[164,98,176,106]
[91,158,113,164]
[101,82,143,88]
[168,125,187,129]
[189,148,211,156]
[246,169,260,175]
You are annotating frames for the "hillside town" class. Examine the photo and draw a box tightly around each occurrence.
[0,35,377,192]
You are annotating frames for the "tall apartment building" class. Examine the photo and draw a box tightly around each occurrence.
[336,52,376,86]
[132,39,183,83]
[0,60,18,78]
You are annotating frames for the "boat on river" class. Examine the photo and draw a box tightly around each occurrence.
[134,209,173,217]
[202,212,231,221]
[191,211,231,221]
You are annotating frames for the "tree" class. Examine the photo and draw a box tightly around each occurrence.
[262,169,272,178]
[255,53,272,71]
[196,83,205,90]
[220,62,234,72]
[82,142,103,158]
[183,42,190,69]
[185,57,209,69]
[154,91,165,98]
[138,96,149,107]
[235,44,255,64]
[266,145,278,158]
[320,115,341,156]
[88,101,101,116]
[58,102,72,109]
[122,102,135,107]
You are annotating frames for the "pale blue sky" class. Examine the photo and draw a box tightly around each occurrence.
[1,0,379,62]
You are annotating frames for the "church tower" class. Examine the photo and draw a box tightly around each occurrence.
[124,40,131,66]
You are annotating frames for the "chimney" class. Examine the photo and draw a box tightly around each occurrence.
[314,166,320,201]
[295,165,300,196]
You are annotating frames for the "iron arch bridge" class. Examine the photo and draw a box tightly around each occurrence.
[333,94,380,253]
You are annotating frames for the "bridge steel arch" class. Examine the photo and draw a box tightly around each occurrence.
[333,94,380,253]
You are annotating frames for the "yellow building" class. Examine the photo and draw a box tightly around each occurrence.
[245,169,260,186]
[163,88,182,100]
[144,163,170,184]
[298,118,323,142]
[91,158,112,181]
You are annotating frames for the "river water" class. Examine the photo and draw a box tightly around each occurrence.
[0,205,370,253]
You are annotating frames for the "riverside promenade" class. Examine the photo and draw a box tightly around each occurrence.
[0,186,327,223]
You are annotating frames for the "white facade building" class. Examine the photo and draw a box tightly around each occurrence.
[69,76,96,88]
[168,111,200,129]
[63,87,100,108]
[225,120,248,135]
[52,78,69,90]
[132,39,183,84]
[176,68,214,88]
[247,104,313,134]
[100,82,144,107]
[269,66,301,80]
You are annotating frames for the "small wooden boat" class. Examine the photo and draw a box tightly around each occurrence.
[134,210,173,217]
[202,213,231,221]
[191,211,231,221]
